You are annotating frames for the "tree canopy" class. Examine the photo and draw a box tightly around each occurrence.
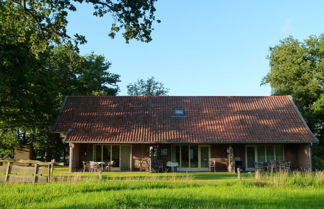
[1,0,159,55]
[262,34,324,169]
[127,77,169,96]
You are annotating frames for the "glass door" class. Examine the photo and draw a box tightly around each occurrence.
[174,145,210,170]
[200,146,209,168]
[246,146,256,170]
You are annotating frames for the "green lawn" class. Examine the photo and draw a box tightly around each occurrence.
[1,172,324,209]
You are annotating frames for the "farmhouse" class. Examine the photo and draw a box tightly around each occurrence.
[54,96,317,172]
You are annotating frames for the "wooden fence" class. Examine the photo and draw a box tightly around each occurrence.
[0,159,54,183]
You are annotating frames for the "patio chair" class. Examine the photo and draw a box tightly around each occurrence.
[235,160,243,171]
[82,161,90,172]
[156,160,165,173]
[278,161,291,172]
[284,161,291,172]
[89,161,98,172]
[105,161,113,172]
[255,162,265,172]
[209,160,216,172]
[268,160,277,173]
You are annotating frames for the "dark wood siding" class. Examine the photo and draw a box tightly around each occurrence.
[210,144,228,171]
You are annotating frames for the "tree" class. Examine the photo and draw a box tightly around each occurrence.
[0,44,120,160]
[262,34,324,169]
[127,77,169,96]
[1,0,159,55]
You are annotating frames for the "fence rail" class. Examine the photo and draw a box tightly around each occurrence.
[0,159,54,183]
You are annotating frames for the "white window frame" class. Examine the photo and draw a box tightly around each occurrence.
[93,144,121,169]
[174,145,210,169]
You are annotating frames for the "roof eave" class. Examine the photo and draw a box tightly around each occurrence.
[52,96,69,133]
[63,140,314,144]
[288,95,319,143]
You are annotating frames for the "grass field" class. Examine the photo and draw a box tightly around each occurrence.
[1,171,324,209]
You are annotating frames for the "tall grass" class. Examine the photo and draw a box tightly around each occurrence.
[1,172,324,209]
[253,171,324,187]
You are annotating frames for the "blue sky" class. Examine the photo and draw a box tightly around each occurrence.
[67,0,324,96]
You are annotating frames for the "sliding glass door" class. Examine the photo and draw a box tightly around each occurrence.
[175,145,210,170]
[246,146,256,170]
[245,145,284,170]
[200,146,209,168]
[181,145,189,167]
[93,144,120,168]
[190,146,198,168]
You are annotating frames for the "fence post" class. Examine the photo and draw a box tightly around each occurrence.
[237,168,241,180]
[98,169,103,181]
[49,159,55,183]
[255,169,261,181]
[5,161,11,183]
[47,164,51,183]
[33,164,38,183]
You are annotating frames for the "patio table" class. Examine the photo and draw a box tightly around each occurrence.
[166,161,179,172]
[96,162,106,172]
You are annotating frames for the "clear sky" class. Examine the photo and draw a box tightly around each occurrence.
[67,0,324,96]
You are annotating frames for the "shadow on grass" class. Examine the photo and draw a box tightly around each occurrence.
[78,183,202,194]
[50,193,324,209]
[190,173,237,180]
[53,172,245,181]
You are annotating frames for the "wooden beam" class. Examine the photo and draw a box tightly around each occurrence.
[69,143,74,172]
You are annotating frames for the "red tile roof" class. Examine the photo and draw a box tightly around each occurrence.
[54,96,317,144]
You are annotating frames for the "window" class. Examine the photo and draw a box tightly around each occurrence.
[173,108,185,117]
[266,145,275,161]
[258,145,266,162]
[175,145,209,168]
[246,145,284,163]
[181,145,189,167]
[275,145,284,161]
[103,145,110,162]
[112,145,120,167]
[176,146,180,164]
[190,146,198,168]
[200,147,209,168]
[93,145,120,167]
[95,145,102,162]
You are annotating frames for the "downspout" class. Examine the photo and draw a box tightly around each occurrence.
[310,143,313,171]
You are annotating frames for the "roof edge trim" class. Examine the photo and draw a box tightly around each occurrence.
[288,95,319,143]
[63,141,313,144]
[53,96,69,132]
